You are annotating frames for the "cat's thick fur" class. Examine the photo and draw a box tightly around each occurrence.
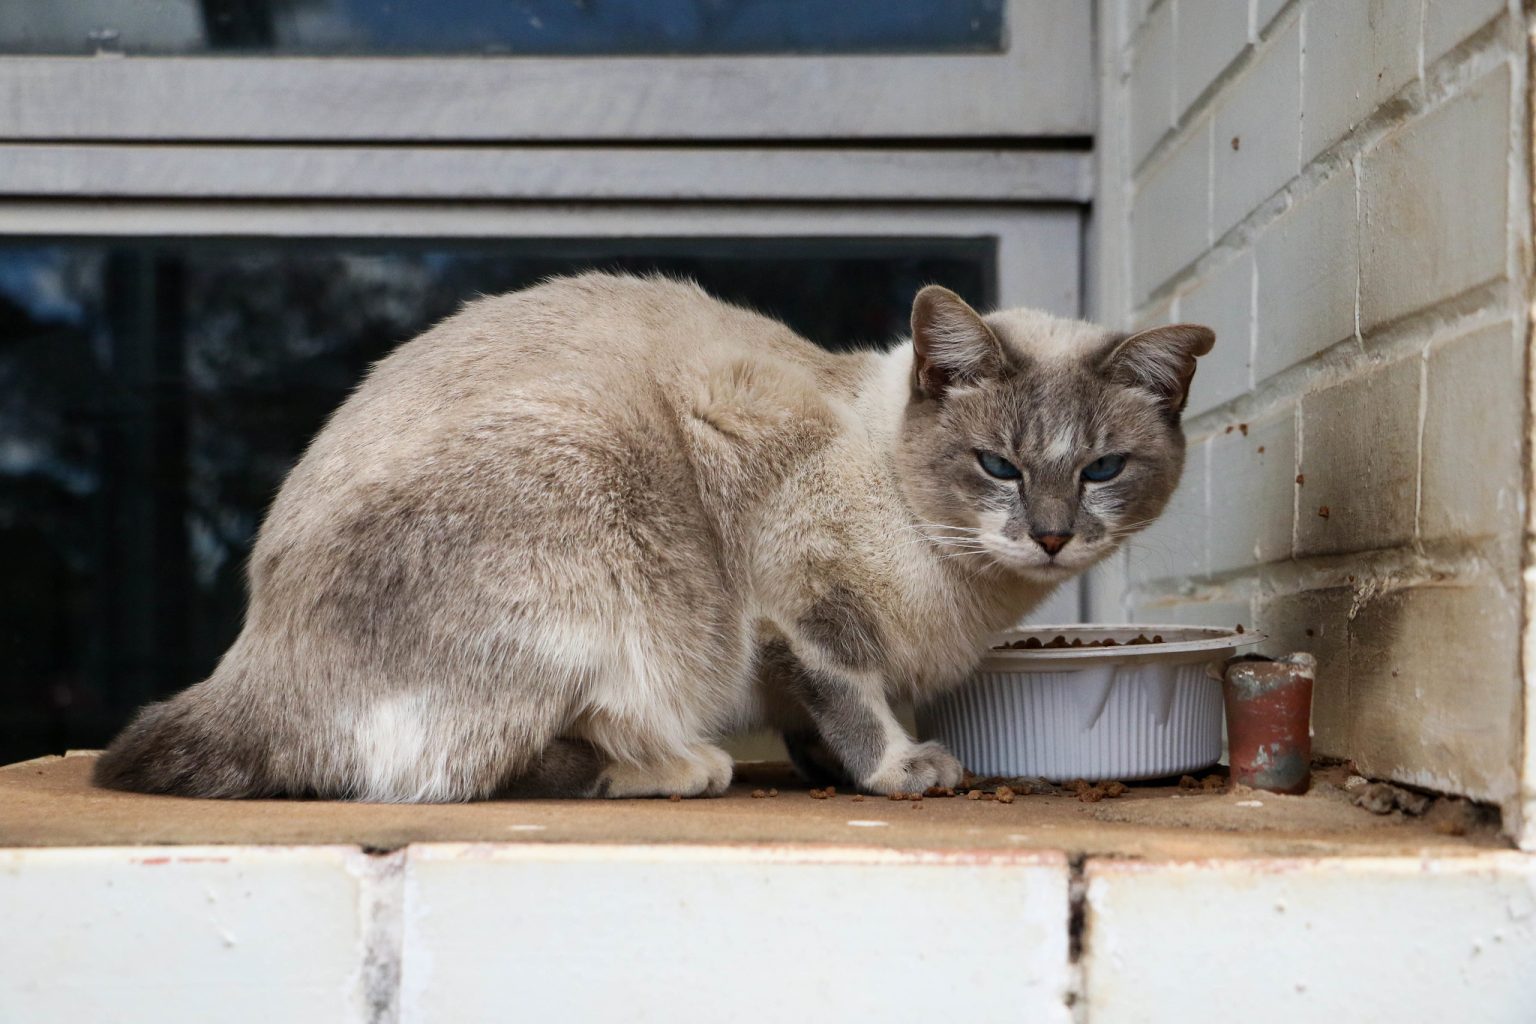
[94,273,1212,802]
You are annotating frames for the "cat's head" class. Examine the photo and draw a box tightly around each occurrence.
[895,286,1213,584]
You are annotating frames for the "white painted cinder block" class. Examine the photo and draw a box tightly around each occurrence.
[1253,165,1358,382]
[1422,0,1505,65]
[1173,0,1251,115]
[0,846,373,1024]
[1299,0,1421,164]
[1084,855,1536,1024]
[1253,0,1290,37]
[1211,18,1300,238]
[1179,250,1253,417]
[1205,409,1296,574]
[1421,320,1524,541]
[1294,355,1419,557]
[1131,117,1212,302]
[401,844,1071,1024]
[1121,0,1154,40]
[1126,436,1208,585]
[1348,579,1522,806]
[1129,0,1176,168]
[1359,65,1510,331]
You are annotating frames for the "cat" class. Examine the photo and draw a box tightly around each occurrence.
[94,272,1212,802]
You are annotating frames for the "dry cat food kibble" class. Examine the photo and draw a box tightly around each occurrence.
[809,787,836,800]
[995,633,1166,650]
[924,786,956,798]
[668,793,682,802]
[995,785,1016,804]
[750,789,768,799]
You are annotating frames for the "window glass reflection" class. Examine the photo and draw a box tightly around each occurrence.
[2,0,1005,56]
[0,237,992,762]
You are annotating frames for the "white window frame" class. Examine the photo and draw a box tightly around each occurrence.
[0,197,1089,624]
[0,200,1078,315]
[0,0,1090,141]
[0,0,1093,623]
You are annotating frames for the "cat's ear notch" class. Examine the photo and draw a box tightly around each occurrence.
[910,285,1007,401]
[1099,324,1215,417]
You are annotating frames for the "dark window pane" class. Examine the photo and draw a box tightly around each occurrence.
[3,0,1005,56]
[0,236,992,763]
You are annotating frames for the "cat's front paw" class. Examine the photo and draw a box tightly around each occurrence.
[861,741,964,795]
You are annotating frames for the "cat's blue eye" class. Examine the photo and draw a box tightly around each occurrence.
[977,450,1022,480]
[1082,454,1127,482]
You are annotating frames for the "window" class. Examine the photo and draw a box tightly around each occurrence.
[4,0,1006,56]
[0,0,1091,762]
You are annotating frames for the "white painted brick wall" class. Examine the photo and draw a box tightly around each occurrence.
[1348,579,1523,800]
[1129,1,1175,168]
[1423,0,1505,63]
[1253,0,1288,36]
[1206,410,1295,574]
[1179,250,1253,416]
[1358,65,1510,331]
[1131,116,1211,302]
[0,846,376,1023]
[1253,164,1358,381]
[1095,0,1531,834]
[1420,321,1523,541]
[1294,354,1419,558]
[1211,18,1300,237]
[401,845,1072,1023]
[1084,856,1536,1024]
[1173,0,1251,115]
[1300,0,1420,164]
[5,841,1533,1021]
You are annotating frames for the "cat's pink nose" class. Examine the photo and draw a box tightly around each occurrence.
[1031,532,1073,557]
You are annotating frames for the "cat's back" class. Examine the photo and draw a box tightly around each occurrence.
[266,273,863,543]
[382,271,847,394]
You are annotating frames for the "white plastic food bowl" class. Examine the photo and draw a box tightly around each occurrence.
[915,625,1266,782]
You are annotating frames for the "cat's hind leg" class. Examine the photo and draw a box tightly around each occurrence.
[597,743,734,798]
[493,738,731,798]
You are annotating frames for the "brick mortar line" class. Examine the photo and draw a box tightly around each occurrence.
[354,848,406,1024]
[1121,0,1175,66]
[1129,11,1518,309]
[1127,0,1293,180]
[1180,279,1516,440]
[1515,0,1536,851]
[1123,535,1520,607]
[1120,0,1302,136]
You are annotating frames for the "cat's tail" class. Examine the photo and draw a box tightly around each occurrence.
[92,695,270,798]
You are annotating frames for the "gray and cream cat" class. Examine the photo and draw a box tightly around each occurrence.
[95,273,1212,802]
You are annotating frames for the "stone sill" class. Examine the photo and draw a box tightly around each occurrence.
[4,754,1533,1023]
[0,752,1506,859]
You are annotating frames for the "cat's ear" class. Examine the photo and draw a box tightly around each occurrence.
[1099,324,1215,416]
[910,285,1007,400]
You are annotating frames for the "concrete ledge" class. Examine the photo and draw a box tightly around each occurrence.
[0,754,1505,860]
[402,843,1070,1023]
[1083,855,1536,1023]
[3,754,1530,1021]
[0,845,377,1023]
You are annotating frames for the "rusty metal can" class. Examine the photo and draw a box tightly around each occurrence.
[1222,653,1316,794]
